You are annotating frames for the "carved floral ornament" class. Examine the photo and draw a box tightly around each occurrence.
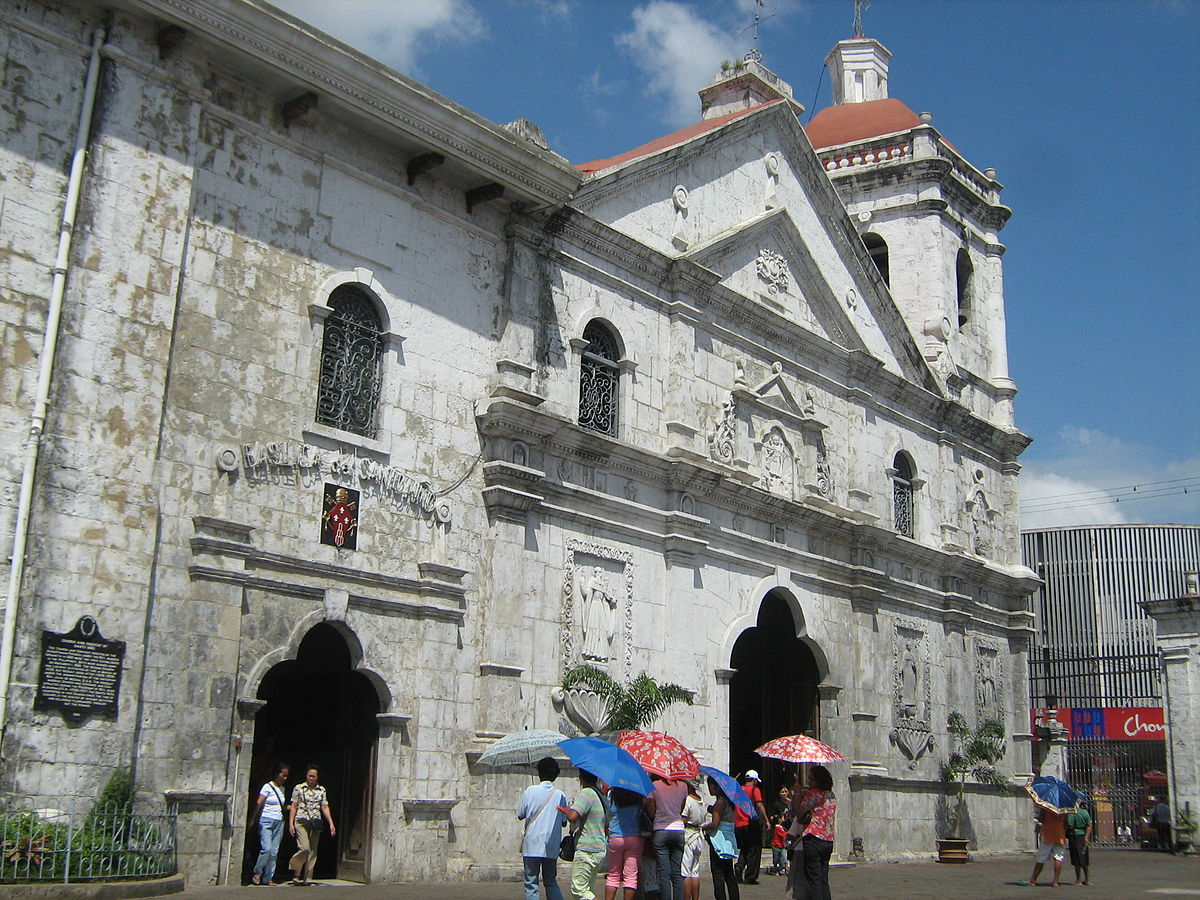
[756,248,791,295]
[708,394,737,464]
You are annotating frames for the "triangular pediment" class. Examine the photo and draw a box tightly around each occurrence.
[572,102,939,390]
[686,207,866,352]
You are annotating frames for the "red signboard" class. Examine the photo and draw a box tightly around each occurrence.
[1104,707,1165,740]
[1029,706,1165,741]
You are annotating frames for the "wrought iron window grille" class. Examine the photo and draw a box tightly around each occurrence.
[578,322,620,437]
[315,286,384,438]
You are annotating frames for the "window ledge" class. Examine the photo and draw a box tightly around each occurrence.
[304,423,390,458]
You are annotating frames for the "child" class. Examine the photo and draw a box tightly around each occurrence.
[770,814,789,876]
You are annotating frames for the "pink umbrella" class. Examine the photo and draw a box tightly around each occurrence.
[616,730,700,780]
[754,734,847,764]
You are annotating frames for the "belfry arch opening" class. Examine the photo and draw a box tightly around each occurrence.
[728,590,821,801]
[243,623,381,883]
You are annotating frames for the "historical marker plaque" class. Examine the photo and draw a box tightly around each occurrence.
[34,616,125,720]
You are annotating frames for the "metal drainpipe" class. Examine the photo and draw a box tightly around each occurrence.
[0,28,107,750]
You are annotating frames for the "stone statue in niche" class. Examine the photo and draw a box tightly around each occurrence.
[577,567,619,663]
[761,429,794,497]
[891,622,934,764]
[708,395,736,464]
[976,643,1005,724]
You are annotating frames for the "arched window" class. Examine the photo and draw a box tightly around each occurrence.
[956,248,973,327]
[863,232,889,286]
[578,320,620,437]
[315,285,384,438]
[891,452,915,538]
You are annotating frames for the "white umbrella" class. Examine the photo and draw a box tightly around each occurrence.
[477,729,569,767]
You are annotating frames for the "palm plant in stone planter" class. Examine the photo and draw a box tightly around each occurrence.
[938,712,1008,862]
[561,664,692,733]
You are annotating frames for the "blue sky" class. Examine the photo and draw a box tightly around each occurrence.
[271,0,1200,529]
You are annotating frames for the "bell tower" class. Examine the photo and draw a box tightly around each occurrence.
[806,35,1018,430]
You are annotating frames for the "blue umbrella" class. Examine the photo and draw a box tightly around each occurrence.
[1025,775,1086,814]
[557,737,655,797]
[700,765,758,819]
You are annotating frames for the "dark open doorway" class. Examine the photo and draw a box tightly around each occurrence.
[242,623,380,884]
[728,590,821,805]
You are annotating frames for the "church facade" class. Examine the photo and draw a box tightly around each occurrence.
[0,0,1038,884]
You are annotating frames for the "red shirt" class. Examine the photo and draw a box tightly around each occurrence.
[733,783,763,828]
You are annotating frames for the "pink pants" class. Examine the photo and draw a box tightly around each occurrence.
[606,835,644,889]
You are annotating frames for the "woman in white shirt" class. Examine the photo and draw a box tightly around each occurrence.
[250,764,289,885]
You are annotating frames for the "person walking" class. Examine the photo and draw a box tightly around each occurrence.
[733,771,767,884]
[646,774,688,900]
[559,769,609,900]
[703,776,739,900]
[1021,806,1067,887]
[287,765,335,886]
[518,757,569,900]
[1066,803,1093,885]
[603,788,645,900]
[789,765,836,900]
[680,781,708,900]
[1152,798,1173,852]
[250,763,289,885]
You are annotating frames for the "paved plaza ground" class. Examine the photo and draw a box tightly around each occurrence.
[176,849,1197,900]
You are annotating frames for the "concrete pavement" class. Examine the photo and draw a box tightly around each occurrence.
[171,850,1198,900]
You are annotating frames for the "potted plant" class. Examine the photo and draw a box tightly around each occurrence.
[560,665,692,733]
[938,712,1007,863]
[1175,807,1197,854]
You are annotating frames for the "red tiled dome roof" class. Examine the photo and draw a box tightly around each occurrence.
[805,98,920,149]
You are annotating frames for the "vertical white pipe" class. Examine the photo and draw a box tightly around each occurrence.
[0,28,107,748]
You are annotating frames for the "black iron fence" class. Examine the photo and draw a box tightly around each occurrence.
[1063,739,1168,848]
[0,800,176,883]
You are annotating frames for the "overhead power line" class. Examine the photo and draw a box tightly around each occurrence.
[1022,474,1200,504]
[1021,483,1199,514]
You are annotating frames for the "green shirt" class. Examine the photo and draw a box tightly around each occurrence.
[571,787,608,853]
[1066,808,1092,836]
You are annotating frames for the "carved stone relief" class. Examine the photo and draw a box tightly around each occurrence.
[967,488,994,558]
[764,153,780,208]
[890,618,933,764]
[561,539,634,680]
[975,639,1005,725]
[814,436,833,499]
[760,428,795,498]
[756,248,791,297]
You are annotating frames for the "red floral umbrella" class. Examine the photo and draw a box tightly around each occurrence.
[755,734,847,764]
[616,730,700,780]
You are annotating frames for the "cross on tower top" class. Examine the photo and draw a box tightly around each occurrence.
[740,0,775,63]
[853,0,870,38]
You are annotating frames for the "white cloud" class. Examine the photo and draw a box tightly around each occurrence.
[270,0,485,74]
[617,1,741,126]
[1019,425,1200,530]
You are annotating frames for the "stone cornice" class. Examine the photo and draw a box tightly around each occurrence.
[121,0,581,208]
[476,397,1037,621]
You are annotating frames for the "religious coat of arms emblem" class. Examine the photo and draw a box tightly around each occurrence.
[321,483,359,549]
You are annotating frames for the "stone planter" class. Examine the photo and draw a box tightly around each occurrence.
[936,838,970,863]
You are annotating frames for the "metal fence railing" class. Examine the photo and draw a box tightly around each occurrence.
[0,801,176,884]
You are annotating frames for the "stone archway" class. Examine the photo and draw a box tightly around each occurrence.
[242,623,381,884]
[728,589,822,801]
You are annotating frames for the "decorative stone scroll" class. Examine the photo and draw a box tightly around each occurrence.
[890,618,933,763]
[562,539,634,681]
[708,395,737,464]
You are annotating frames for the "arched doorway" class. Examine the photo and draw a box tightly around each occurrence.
[243,623,380,884]
[728,590,821,805]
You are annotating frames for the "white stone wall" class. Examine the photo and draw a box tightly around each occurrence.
[0,0,1037,883]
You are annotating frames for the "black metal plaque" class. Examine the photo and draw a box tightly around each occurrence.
[34,616,125,720]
